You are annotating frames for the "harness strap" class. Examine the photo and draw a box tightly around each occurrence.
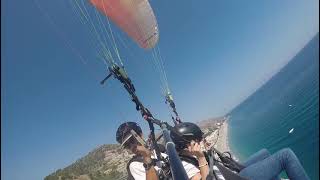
[126,155,144,180]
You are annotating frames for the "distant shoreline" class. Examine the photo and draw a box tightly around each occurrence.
[214,120,230,152]
[214,120,240,161]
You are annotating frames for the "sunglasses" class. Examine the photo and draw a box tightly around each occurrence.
[121,129,146,149]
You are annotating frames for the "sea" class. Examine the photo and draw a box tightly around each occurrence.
[228,34,319,180]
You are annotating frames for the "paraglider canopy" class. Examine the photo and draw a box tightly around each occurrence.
[89,0,159,49]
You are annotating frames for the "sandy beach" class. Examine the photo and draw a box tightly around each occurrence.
[214,121,230,153]
[200,119,241,162]
[214,121,242,162]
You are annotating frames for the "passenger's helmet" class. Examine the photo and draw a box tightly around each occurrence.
[116,122,142,144]
[170,122,204,150]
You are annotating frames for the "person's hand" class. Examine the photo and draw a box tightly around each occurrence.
[135,145,153,163]
[135,145,152,157]
[187,140,205,158]
[187,141,209,180]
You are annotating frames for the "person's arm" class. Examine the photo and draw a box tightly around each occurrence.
[189,156,209,180]
[135,145,159,180]
[197,155,209,180]
[143,156,159,180]
[188,141,209,180]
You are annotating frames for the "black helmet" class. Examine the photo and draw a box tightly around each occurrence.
[170,122,204,150]
[116,122,142,144]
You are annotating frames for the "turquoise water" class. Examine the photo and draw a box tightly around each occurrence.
[228,34,319,180]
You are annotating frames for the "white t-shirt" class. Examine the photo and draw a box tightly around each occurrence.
[130,153,225,180]
[129,152,200,180]
[181,161,201,179]
[129,152,166,180]
[181,161,226,180]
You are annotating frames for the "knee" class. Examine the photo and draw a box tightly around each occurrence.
[281,148,294,155]
[279,148,296,160]
[258,148,270,158]
[260,148,270,155]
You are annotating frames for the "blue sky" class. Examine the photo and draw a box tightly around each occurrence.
[1,0,319,179]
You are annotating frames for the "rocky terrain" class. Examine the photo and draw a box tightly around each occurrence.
[44,144,132,180]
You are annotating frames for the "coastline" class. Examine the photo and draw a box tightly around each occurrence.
[213,120,240,161]
[214,121,230,153]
